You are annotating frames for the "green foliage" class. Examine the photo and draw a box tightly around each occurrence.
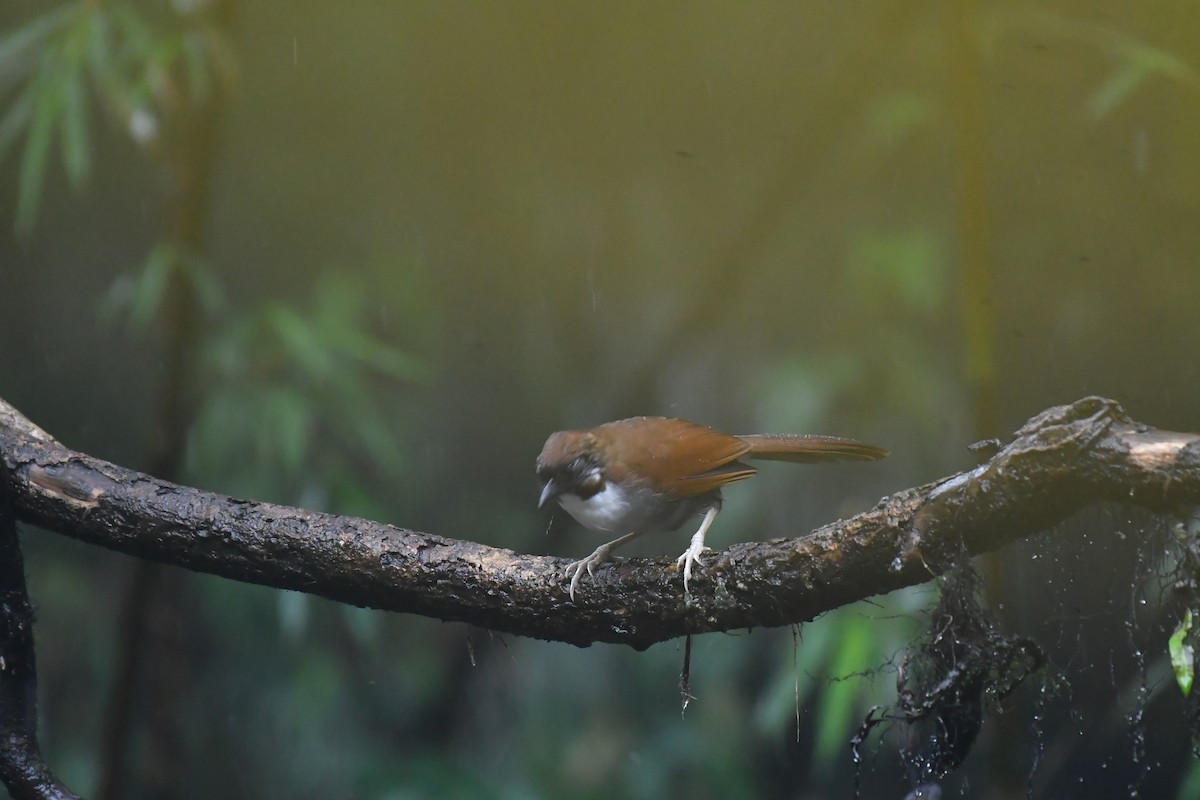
[0,2,235,233]
[754,592,926,781]
[1170,609,1195,697]
[1088,42,1198,119]
[187,271,426,508]
[992,9,1200,119]
[12,2,1194,794]
[811,615,877,770]
[100,242,225,329]
[98,240,426,515]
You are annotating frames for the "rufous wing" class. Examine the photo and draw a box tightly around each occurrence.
[737,434,888,463]
[596,417,758,498]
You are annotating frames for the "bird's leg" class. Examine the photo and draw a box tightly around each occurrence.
[676,506,719,593]
[565,531,645,601]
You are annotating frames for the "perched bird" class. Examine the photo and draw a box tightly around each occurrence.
[537,416,887,599]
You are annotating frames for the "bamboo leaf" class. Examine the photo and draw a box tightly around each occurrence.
[128,245,176,329]
[59,63,91,189]
[179,251,226,315]
[266,305,335,379]
[15,65,62,234]
[86,8,135,114]
[0,5,74,81]
[1087,63,1145,119]
[1089,41,1199,119]
[339,327,425,381]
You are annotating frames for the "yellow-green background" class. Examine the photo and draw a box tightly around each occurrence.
[2,2,1198,798]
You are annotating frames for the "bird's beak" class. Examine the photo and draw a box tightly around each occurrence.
[538,480,559,509]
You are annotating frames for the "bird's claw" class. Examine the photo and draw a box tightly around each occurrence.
[676,542,710,594]
[564,546,614,601]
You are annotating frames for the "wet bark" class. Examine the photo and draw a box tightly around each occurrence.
[0,464,82,799]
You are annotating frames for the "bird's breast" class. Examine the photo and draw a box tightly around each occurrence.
[558,483,634,532]
[557,482,713,533]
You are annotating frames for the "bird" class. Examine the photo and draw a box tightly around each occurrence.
[536,416,888,599]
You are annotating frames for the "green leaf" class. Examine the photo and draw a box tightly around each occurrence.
[99,247,203,332]
[178,249,226,315]
[15,64,62,234]
[86,9,136,116]
[59,62,91,189]
[813,616,874,771]
[1087,64,1146,120]
[266,304,336,380]
[341,327,425,381]
[1170,609,1194,697]
[1088,41,1199,119]
[0,5,74,86]
[128,245,177,329]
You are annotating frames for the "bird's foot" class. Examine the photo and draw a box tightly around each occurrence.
[564,544,617,601]
[675,540,710,594]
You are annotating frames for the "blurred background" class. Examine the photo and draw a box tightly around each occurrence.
[1,1,1199,798]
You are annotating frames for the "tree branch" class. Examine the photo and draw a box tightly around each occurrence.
[1,396,1198,650]
[0,452,82,799]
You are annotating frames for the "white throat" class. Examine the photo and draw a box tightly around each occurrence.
[558,483,634,533]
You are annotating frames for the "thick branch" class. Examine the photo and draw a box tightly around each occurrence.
[1,396,1198,650]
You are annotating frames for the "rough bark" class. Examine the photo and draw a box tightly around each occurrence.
[1,396,1198,651]
[0,463,82,799]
